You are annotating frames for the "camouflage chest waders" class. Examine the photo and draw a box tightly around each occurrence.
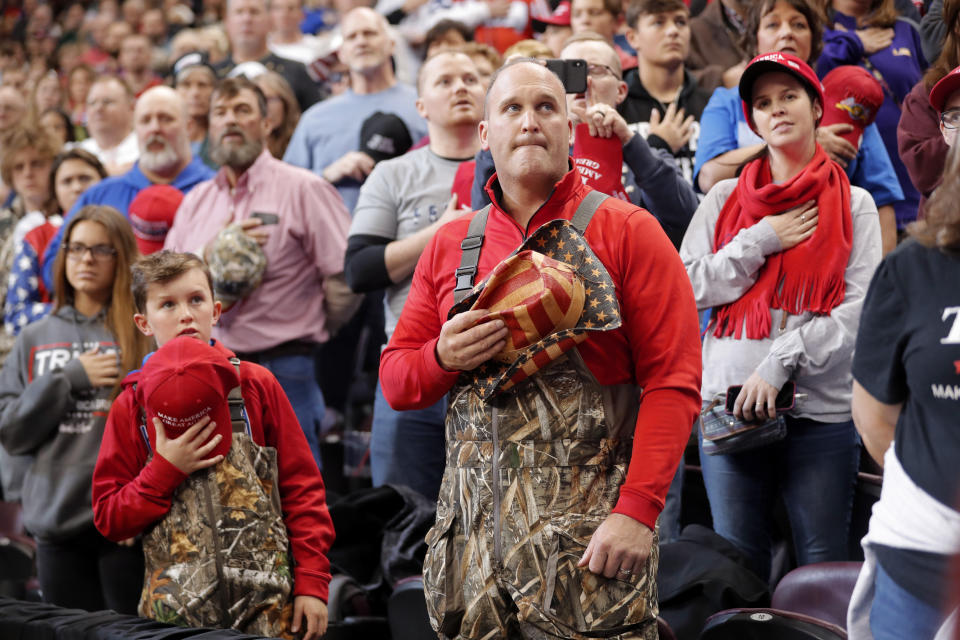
[423,198,659,640]
[136,363,295,637]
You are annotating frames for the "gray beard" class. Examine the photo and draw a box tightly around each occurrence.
[139,145,182,174]
[210,137,263,171]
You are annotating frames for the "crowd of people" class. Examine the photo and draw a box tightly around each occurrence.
[0,0,957,639]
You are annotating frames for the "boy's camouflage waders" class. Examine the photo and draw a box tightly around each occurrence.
[136,362,295,637]
[423,195,659,640]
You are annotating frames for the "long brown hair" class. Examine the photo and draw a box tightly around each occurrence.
[923,0,960,90]
[823,0,898,29]
[910,142,960,252]
[53,205,152,395]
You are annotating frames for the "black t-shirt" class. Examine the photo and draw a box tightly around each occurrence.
[853,239,960,508]
[852,239,960,606]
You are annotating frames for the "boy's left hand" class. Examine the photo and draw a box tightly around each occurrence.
[292,595,328,639]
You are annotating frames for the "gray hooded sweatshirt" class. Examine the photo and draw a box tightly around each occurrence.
[0,306,118,542]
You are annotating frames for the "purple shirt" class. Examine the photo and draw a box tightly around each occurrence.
[819,13,928,227]
[165,151,351,352]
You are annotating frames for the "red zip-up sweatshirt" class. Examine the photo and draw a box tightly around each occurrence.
[380,169,702,530]
[92,339,335,602]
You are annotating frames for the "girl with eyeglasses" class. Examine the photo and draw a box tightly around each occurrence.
[680,53,882,583]
[0,205,150,613]
[897,0,960,218]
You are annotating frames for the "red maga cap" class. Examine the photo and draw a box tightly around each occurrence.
[739,52,824,134]
[138,336,240,461]
[821,65,883,151]
[128,184,183,255]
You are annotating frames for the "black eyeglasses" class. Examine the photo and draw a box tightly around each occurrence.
[941,108,960,130]
[586,63,619,80]
[65,242,117,261]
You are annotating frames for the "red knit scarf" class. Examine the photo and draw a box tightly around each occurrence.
[711,145,853,340]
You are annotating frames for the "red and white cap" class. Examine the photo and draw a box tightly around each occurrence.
[929,65,960,113]
[138,336,240,460]
[739,51,824,134]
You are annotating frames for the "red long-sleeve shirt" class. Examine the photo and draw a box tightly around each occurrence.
[92,340,335,602]
[380,169,702,529]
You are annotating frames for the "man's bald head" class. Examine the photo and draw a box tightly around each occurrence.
[483,57,567,118]
[339,7,394,77]
[136,85,188,121]
[341,6,387,30]
[479,59,573,191]
[135,86,192,177]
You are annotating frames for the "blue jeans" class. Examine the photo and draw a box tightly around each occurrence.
[699,416,860,580]
[870,562,947,640]
[258,353,325,469]
[370,383,447,502]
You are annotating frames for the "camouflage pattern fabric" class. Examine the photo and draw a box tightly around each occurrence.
[207,223,267,304]
[139,431,294,637]
[424,349,659,640]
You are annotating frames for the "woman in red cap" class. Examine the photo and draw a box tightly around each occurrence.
[0,205,150,613]
[694,0,902,253]
[680,52,882,582]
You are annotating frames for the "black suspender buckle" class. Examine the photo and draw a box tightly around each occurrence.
[454,266,476,292]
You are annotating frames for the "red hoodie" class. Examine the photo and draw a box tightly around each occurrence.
[91,339,335,601]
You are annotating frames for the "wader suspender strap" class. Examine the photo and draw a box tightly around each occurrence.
[137,358,250,453]
[226,357,249,436]
[453,205,491,304]
[452,190,609,305]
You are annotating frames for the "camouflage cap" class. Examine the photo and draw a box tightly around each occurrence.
[207,224,267,304]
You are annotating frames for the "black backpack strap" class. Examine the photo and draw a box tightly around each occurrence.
[453,205,491,304]
[227,357,250,436]
[570,189,609,233]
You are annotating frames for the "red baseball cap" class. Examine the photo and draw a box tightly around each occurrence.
[929,65,960,113]
[820,66,883,151]
[739,52,824,134]
[533,1,571,27]
[128,184,183,255]
[138,336,240,461]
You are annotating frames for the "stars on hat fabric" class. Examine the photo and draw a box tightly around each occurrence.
[456,218,622,402]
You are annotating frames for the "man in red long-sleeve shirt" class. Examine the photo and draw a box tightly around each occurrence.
[379,58,701,639]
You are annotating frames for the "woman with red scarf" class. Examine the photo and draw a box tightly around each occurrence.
[679,52,882,582]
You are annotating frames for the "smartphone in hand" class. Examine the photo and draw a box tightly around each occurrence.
[724,381,798,415]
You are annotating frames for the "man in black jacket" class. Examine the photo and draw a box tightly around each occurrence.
[617,0,710,185]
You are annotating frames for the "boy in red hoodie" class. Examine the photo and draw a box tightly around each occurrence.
[92,251,333,639]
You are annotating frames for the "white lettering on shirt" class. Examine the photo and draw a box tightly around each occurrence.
[931,384,960,400]
[941,307,960,344]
